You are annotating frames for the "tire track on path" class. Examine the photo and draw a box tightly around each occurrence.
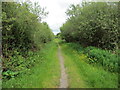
[58,45,68,88]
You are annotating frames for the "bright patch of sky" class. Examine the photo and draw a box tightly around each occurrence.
[27,0,83,35]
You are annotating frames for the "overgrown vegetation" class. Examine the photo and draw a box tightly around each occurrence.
[3,42,60,88]
[60,2,119,87]
[60,42,118,88]
[65,43,119,73]
[2,1,119,88]
[60,2,119,51]
[84,46,118,73]
[2,2,53,79]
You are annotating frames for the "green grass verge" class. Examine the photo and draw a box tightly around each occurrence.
[3,41,60,88]
[61,49,87,88]
[61,43,118,88]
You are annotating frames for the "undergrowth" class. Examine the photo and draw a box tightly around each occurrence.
[61,42,118,88]
[3,41,60,88]
[66,43,119,73]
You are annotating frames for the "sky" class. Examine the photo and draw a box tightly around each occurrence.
[28,0,83,35]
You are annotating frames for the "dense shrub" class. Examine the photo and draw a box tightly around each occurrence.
[2,2,53,79]
[60,2,119,51]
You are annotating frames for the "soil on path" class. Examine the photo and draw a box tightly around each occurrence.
[58,46,68,88]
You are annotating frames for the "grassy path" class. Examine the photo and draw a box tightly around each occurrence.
[60,44,87,88]
[2,39,118,88]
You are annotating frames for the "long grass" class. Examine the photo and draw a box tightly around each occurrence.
[61,43,118,88]
[2,41,60,88]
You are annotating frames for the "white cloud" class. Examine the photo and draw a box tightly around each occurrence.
[31,0,83,35]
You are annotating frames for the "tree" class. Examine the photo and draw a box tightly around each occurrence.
[60,2,119,50]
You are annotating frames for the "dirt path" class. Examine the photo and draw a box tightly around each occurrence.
[58,46,68,88]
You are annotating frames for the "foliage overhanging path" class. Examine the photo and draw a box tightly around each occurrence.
[58,45,68,88]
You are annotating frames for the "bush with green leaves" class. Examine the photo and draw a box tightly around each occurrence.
[60,2,119,51]
[2,2,53,79]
